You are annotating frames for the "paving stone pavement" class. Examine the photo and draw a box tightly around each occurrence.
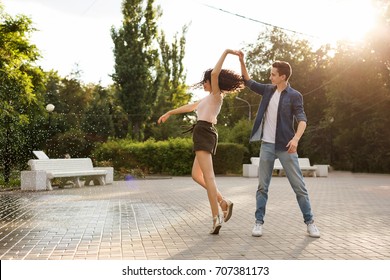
[0,171,389,260]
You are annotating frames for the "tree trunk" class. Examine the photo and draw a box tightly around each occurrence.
[3,126,12,184]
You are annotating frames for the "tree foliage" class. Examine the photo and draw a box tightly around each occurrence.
[147,26,191,140]
[0,7,43,182]
[111,0,161,141]
[2,1,390,177]
[82,84,115,140]
[231,22,390,173]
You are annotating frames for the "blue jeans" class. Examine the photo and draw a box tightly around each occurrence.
[256,142,314,224]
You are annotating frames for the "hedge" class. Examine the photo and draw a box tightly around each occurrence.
[92,138,246,176]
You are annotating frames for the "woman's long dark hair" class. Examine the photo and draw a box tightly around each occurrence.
[194,68,244,93]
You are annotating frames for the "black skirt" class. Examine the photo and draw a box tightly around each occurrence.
[192,120,218,155]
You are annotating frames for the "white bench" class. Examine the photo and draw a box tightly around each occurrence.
[242,157,260,177]
[273,158,284,176]
[274,158,317,177]
[242,157,317,177]
[33,150,49,159]
[27,158,108,190]
[297,158,317,177]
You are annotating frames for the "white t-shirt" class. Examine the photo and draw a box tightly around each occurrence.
[262,90,281,143]
[196,93,223,124]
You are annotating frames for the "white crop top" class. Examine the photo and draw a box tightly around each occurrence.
[196,93,223,124]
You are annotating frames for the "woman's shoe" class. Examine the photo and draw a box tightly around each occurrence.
[209,215,222,234]
[219,198,233,222]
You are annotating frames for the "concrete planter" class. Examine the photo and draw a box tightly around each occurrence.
[21,171,47,191]
[94,167,114,184]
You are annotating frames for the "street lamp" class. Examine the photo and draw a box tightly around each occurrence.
[46,103,55,113]
[46,103,55,128]
[329,117,334,166]
[235,96,251,121]
[46,104,55,156]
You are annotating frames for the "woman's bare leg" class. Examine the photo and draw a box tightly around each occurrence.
[193,151,220,219]
[192,156,224,204]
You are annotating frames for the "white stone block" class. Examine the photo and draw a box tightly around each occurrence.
[243,164,258,178]
[94,167,114,184]
[314,165,329,177]
[21,171,47,191]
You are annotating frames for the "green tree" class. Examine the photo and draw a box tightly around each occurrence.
[111,0,161,141]
[324,34,390,172]
[40,71,92,157]
[0,7,43,183]
[369,0,390,65]
[82,84,115,141]
[58,72,92,128]
[147,26,191,140]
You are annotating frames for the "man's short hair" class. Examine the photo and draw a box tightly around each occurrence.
[272,61,292,80]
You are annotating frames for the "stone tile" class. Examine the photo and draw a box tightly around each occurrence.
[0,172,390,260]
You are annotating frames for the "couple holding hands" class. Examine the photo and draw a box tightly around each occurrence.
[158,49,320,238]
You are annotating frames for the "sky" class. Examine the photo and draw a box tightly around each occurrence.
[1,0,378,89]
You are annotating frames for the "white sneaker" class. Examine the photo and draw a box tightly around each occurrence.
[252,222,263,237]
[307,222,321,238]
[209,215,222,235]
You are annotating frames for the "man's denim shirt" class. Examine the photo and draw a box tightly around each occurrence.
[246,79,307,151]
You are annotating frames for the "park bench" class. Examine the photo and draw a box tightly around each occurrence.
[33,150,49,159]
[243,157,318,177]
[27,158,108,190]
[273,158,317,177]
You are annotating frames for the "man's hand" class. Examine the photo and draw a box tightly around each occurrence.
[286,137,299,154]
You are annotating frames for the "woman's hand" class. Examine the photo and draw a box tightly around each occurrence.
[158,112,170,124]
[236,50,244,62]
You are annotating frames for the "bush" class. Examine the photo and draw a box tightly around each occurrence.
[0,170,21,189]
[218,119,260,163]
[48,129,97,158]
[92,138,246,176]
[213,143,246,174]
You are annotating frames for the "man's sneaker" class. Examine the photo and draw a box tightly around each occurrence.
[252,222,263,237]
[307,222,321,238]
